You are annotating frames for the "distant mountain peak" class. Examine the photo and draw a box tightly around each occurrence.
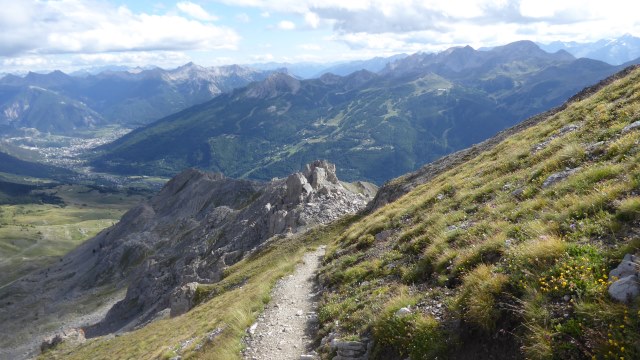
[492,40,544,55]
[538,34,640,65]
[343,69,377,87]
[319,72,342,84]
[317,70,377,90]
[245,72,301,98]
[175,61,202,71]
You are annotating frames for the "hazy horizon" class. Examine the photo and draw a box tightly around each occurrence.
[1,0,639,73]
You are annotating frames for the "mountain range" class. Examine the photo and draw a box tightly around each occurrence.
[0,64,275,134]
[250,54,408,79]
[91,41,637,184]
[538,34,640,65]
[13,64,640,360]
[3,34,640,138]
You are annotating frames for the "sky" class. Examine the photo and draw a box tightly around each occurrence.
[0,0,639,73]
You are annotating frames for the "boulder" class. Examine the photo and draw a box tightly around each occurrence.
[608,275,640,303]
[542,167,580,188]
[331,339,370,360]
[608,254,640,303]
[622,120,640,133]
[41,328,85,353]
[609,254,639,280]
[286,173,310,203]
[395,307,412,317]
[268,210,289,235]
[311,167,327,189]
[170,282,200,317]
[304,160,339,185]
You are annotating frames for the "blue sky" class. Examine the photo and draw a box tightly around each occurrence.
[0,0,639,73]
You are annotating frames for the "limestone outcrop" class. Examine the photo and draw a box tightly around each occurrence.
[608,254,640,303]
[0,161,376,359]
[170,282,200,317]
[40,328,85,353]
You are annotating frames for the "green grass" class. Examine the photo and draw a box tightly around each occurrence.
[42,68,640,359]
[0,185,149,287]
[42,216,359,360]
[315,68,640,358]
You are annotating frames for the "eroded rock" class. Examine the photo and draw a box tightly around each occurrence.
[395,307,412,317]
[330,339,371,360]
[542,167,581,188]
[82,161,376,336]
[610,254,639,279]
[609,275,640,303]
[41,328,85,353]
[170,282,200,317]
[608,254,640,303]
[622,120,640,133]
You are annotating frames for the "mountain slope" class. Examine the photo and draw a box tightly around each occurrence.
[314,65,640,359]
[0,64,274,134]
[0,150,73,180]
[0,85,104,133]
[38,65,640,360]
[0,161,375,359]
[92,41,627,184]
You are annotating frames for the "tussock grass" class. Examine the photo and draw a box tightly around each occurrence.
[456,264,508,330]
[316,67,640,359]
[46,68,640,360]
[44,216,358,360]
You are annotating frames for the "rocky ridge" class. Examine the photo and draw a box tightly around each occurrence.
[0,160,375,359]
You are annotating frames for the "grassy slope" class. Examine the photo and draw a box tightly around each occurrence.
[315,67,640,359]
[43,68,639,360]
[42,216,358,360]
[0,185,149,287]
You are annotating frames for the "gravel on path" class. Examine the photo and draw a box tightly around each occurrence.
[243,245,325,360]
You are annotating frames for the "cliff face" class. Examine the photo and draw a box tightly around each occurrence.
[0,160,376,359]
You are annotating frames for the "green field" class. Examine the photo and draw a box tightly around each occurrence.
[0,184,150,288]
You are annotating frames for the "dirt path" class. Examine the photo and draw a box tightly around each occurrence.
[243,246,325,360]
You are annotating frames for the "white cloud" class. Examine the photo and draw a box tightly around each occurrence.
[299,43,321,51]
[304,12,320,28]
[1,51,192,73]
[236,13,251,23]
[76,51,191,66]
[0,0,239,57]
[277,20,296,30]
[176,1,218,21]
[252,53,275,62]
[2,56,51,68]
[210,0,640,51]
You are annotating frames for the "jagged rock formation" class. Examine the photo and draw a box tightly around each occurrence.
[88,160,373,336]
[0,160,375,359]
